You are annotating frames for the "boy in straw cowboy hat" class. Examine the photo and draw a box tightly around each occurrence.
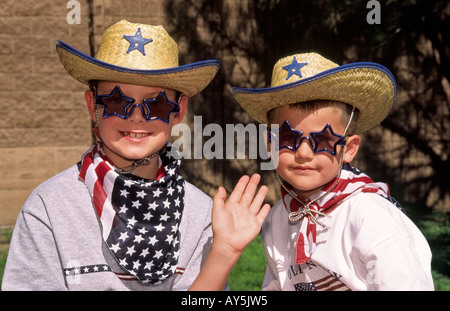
[2,20,270,291]
[231,52,434,290]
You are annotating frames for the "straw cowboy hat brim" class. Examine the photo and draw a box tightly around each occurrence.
[231,58,396,134]
[56,41,219,97]
[56,20,219,97]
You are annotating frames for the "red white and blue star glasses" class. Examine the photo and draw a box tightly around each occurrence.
[95,85,180,123]
[270,120,347,156]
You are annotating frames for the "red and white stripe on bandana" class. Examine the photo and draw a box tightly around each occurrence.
[281,164,392,265]
[79,143,116,237]
[78,144,165,238]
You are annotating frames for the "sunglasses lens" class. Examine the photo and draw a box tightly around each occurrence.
[96,86,133,118]
[311,124,345,154]
[103,97,130,116]
[144,92,180,122]
[276,121,301,150]
[314,132,339,152]
[279,131,298,149]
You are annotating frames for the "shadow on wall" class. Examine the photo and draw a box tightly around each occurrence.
[163,0,450,213]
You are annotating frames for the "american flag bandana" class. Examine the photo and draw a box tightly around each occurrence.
[281,164,398,265]
[79,142,185,284]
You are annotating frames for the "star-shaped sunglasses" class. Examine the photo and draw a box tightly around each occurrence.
[270,120,347,156]
[95,85,181,123]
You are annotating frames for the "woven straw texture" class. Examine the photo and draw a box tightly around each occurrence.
[97,21,178,70]
[271,53,339,87]
[232,53,396,134]
[56,20,219,97]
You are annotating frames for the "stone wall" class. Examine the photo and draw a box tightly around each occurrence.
[0,0,91,225]
[0,0,179,225]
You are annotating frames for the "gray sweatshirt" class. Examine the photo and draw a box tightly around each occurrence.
[2,164,213,291]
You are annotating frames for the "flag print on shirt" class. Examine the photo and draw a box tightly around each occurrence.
[294,274,350,291]
[289,261,350,291]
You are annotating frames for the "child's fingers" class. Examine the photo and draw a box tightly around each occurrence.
[239,174,262,206]
[213,186,227,209]
[256,203,271,225]
[227,175,250,203]
[248,184,268,213]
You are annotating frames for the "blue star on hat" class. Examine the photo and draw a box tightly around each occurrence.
[123,28,153,56]
[282,56,307,80]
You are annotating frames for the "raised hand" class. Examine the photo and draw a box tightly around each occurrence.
[212,174,270,255]
[189,174,270,291]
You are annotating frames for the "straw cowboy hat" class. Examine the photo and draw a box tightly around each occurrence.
[56,20,219,97]
[231,52,396,134]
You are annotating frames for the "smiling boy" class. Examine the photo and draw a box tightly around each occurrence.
[231,52,434,290]
[2,20,269,291]
[86,81,182,179]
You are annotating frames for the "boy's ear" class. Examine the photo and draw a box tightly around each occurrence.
[343,135,361,163]
[85,90,97,122]
[171,95,188,125]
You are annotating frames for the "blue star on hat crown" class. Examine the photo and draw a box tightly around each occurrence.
[123,28,153,56]
[282,56,308,80]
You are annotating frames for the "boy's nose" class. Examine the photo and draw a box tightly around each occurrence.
[295,139,314,160]
[127,104,147,122]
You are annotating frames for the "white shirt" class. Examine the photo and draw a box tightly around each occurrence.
[262,192,434,291]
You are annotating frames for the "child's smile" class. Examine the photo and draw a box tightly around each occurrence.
[86,81,187,179]
[121,131,152,139]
